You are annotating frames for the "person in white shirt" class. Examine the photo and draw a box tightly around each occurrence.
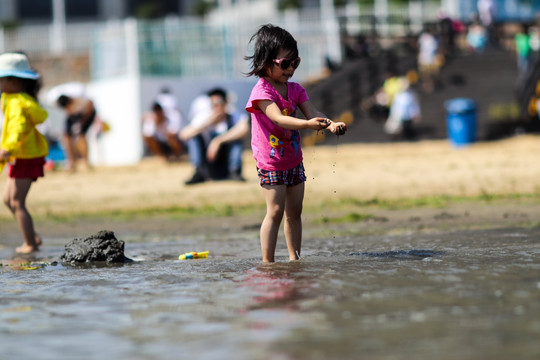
[142,101,185,162]
[384,77,421,140]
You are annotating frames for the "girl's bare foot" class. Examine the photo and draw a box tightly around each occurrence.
[15,243,39,254]
[15,235,41,254]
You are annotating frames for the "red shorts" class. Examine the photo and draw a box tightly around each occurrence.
[9,157,45,180]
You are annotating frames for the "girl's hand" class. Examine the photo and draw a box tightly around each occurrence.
[328,121,347,136]
[306,117,331,130]
[0,149,10,161]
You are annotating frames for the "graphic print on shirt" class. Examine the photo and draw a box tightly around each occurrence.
[268,107,300,159]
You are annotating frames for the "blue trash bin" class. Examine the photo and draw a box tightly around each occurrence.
[445,98,477,146]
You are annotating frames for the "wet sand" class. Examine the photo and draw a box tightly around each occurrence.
[1,135,540,245]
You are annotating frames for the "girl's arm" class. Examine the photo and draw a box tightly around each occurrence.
[298,99,326,119]
[257,100,329,130]
[299,100,348,136]
[3,100,27,154]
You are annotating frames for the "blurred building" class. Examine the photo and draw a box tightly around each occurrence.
[2,0,539,25]
[0,0,199,23]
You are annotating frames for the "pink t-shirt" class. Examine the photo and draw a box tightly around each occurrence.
[246,78,309,171]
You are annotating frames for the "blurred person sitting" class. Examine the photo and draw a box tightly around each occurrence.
[154,87,186,134]
[477,0,495,28]
[437,10,457,55]
[466,21,487,53]
[142,102,185,162]
[362,69,401,123]
[384,77,421,141]
[180,88,249,185]
[515,25,532,75]
[417,25,441,93]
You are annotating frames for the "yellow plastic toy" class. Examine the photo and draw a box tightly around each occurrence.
[178,251,209,260]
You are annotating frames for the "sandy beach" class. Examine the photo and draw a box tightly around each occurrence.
[1,135,540,244]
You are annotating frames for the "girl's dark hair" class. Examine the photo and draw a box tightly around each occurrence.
[4,76,41,100]
[245,24,299,78]
[24,77,41,100]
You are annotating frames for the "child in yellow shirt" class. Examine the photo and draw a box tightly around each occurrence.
[0,52,49,253]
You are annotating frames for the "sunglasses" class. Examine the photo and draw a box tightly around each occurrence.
[273,57,301,70]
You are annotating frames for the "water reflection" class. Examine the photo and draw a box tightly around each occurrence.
[242,262,313,310]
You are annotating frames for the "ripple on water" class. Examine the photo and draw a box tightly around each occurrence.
[349,249,445,259]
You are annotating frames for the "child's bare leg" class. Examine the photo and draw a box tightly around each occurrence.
[77,136,92,170]
[62,134,77,171]
[284,182,304,260]
[9,178,39,253]
[260,185,286,262]
[3,178,14,213]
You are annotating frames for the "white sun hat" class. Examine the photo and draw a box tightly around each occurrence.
[0,53,39,79]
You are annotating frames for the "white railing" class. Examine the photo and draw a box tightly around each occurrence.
[0,21,100,56]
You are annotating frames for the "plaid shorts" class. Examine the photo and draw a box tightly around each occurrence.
[258,162,306,187]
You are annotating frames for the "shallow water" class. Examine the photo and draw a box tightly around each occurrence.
[1,227,540,360]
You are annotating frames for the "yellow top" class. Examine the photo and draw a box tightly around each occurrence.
[383,76,402,105]
[1,92,48,159]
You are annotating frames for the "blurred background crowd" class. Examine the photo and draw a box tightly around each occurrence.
[1,0,539,171]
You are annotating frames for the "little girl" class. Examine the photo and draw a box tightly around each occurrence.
[0,52,49,254]
[245,24,347,262]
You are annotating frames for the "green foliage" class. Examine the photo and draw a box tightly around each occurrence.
[192,0,217,17]
[1,19,19,30]
[319,212,376,224]
[135,1,162,19]
[325,193,540,211]
[26,202,261,223]
[278,0,302,11]
[356,0,427,5]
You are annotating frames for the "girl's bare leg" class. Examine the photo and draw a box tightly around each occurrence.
[260,185,286,262]
[3,178,39,253]
[284,182,304,260]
